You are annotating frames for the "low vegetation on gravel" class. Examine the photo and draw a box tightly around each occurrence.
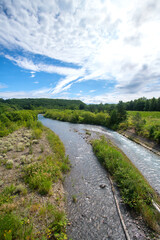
[92,136,160,233]
[0,114,70,240]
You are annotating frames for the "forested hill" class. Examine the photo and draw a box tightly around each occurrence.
[0,98,85,111]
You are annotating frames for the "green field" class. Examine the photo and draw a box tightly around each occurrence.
[128,111,160,125]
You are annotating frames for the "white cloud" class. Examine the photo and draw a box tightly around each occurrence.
[89,90,96,93]
[0,82,8,89]
[0,0,160,102]
[0,88,52,99]
[34,81,39,84]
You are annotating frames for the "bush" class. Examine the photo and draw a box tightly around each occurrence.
[32,128,42,139]
[0,213,33,240]
[23,156,62,195]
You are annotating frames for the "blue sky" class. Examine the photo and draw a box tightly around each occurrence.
[0,0,160,103]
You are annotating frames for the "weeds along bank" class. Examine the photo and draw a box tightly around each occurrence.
[92,137,160,233]
[44,109,160,145]
[0,110,70,240]
[44,109,111,126]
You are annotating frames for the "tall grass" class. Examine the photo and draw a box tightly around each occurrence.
[92,137,160,232]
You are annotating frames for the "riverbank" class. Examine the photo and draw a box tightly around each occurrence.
[0,124,69,239]
[119,129,160,156]
[39,115,160,239]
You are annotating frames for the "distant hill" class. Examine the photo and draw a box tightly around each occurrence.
[0,98,86,111]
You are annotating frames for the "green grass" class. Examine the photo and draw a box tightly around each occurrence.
[46,128,70,173]
[0,213,33,240]
[23,156,62,195]
[92,137,160,232]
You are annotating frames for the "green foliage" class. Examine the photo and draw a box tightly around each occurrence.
[0,184,17,207]
[92,137,160,231]
[45,109,110,127]
[0,110,37,137]
[132,113,146,133]
[32,128,42,139]
[0,98,84,111]
[23,156,61,195]
[48,208,67,240]
[125,111,160,143]
[0,213,33,240]
[125,97,160,111]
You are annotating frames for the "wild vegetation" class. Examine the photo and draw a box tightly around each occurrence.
[0,111,70,239]
[0,98,83,111]
[0,110,38,137]
[44,101,127,129]
[119,111,160,144]
[92,136,160,232]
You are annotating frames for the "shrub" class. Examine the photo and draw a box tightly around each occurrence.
[5,160,13,169]
[23,156,62,195]
[0,213,33,240]
[32,128,42,139]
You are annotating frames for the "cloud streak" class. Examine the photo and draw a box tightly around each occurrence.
[0,0,160,101]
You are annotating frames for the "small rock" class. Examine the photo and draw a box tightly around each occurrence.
[0,180,4,186]
[32,139,39,144]
[99,184,106,189]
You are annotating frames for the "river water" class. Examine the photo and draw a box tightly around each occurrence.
[38,115,160,239]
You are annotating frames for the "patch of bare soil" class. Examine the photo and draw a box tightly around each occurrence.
[0,128,65,238]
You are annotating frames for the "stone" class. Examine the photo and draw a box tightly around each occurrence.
[99,184,106,189]
[32,139,39,144]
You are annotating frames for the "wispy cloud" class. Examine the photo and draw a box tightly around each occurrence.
[0,88,52,99]
[0,82,8,89]
[0,0,160,102]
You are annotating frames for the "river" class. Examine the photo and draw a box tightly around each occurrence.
[38,115,160,240]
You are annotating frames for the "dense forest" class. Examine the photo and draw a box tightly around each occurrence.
[0,98,84,112]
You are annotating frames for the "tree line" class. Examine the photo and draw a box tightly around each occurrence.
[0,97,159,113]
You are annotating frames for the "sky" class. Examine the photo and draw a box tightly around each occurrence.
[0,0,160,104]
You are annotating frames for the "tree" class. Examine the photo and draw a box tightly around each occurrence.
[132,113,146,133]
[117,101,127,122]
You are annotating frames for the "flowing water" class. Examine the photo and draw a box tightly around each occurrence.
[39,115,160,239]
